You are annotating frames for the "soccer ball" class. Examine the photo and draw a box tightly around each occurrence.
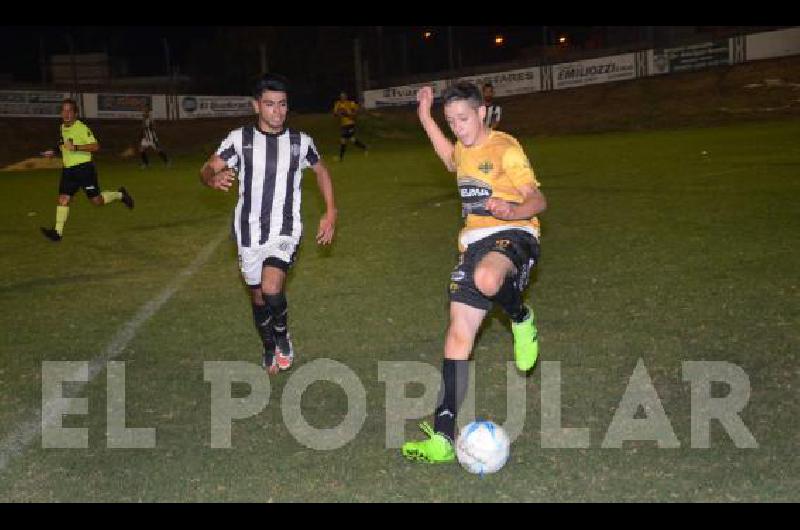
[455,420,510,475]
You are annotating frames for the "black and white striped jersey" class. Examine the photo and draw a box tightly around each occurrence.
[216,126,320,248]
[142,116,159,144]
[484,103,502,128]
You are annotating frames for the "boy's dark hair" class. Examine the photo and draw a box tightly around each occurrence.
[441,81,482,109]
[482,82,494,89]
[62,98,79,113]
[253,73,290,100]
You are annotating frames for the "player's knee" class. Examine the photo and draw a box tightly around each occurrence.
[262,277,284,295]
[90,196,104,206]
[444,324,473,360]
[473,265,503,297]
[250,287,265,305]
[57,196,71,206]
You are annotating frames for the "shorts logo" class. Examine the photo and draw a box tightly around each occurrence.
[494,239,511,249]
[451,270,466,282]
[478,161,493,174]
[449,282,460,293]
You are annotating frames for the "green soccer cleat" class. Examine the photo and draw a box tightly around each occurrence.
[511,305,539,372]
[401,422,455,464]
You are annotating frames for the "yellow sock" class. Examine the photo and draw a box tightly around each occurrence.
[55,205,69,235]
[101,191,122,204]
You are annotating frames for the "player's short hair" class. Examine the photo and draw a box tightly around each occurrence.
[482,82,494,89]
[253,73,290,100]
[441,81,483,110]
[62,98,79,113]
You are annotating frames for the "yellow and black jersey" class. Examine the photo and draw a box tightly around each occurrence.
[333,100,359,127]
[452,130,541,251]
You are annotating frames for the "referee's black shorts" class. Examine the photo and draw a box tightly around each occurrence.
[59,162,100,198]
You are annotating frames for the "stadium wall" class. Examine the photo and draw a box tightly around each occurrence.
[363,26,800,109]
[1,27,798,118]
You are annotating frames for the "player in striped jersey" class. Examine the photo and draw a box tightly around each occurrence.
[200,74,337,375]
[482,83,502,129]
[139,107,170,168]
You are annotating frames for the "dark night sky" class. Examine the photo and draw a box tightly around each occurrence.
[0,26,215,79]
[0,26,576,82]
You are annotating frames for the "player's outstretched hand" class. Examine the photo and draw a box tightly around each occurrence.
[316,212,336,245]
[486,197,516,220]
[211,168,236,192]
[417,86,434,118]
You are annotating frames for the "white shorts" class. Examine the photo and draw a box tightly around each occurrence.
[141,138,158,149]
[238,237,300,286]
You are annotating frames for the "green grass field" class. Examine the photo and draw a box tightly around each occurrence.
[0,118,797,502]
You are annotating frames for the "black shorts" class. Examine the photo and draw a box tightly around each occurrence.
[59,162,100,198]
[448,229,540,311]
[340,125,356,139]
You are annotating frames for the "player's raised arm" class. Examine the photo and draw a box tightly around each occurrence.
[311,160,337,245]
[416,86,455,172]
[199,154,236,192]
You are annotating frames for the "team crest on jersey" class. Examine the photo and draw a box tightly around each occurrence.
[478,161,493,174]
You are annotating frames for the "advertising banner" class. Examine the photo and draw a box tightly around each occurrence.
[0,91,72,118]
[650,40,731,75]
[363,80,449,109]
[178,95,253,119]
[553,53,637,89]
[451,67,541,97]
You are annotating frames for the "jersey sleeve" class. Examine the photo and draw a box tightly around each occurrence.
[215,130,240,169]
[302,136,320,169]
[502,144,539,189]
[80,124,96,145]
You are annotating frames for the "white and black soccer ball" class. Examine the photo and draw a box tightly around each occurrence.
[456,420,510,475]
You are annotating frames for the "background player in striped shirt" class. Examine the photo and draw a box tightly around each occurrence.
[139,106,170,168]
[40,99,134,242]
[402,82,546,464]
[482,82,502,129]
[333,91,368,161]
[200,74,337,374]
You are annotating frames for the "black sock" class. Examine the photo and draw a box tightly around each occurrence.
[354,139,367,150]
[251,302,273,345]
[493,274,528,323]
[140,152,149,166]
[158,150,169,164]
[434,359,469,442]
[339,144,346,159]
[265,292,288,336]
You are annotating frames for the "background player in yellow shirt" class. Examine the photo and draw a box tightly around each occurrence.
[402,82,547,464]
[40,99,134,241]
[332,91,368,161]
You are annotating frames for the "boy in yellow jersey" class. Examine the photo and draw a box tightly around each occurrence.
[402,82,547,463]
[40,99,134,242]
[332,91,368,161]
